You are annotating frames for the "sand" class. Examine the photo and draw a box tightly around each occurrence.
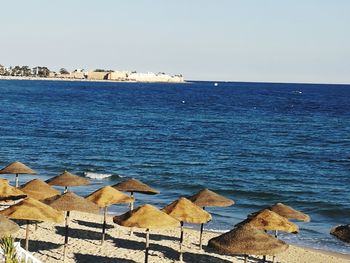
[12,211,350,263]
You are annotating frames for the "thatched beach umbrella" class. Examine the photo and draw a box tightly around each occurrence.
[113,178,159,209]
[0,197,64,250]
[267,203,310,237]
[113,204,179,263]
[0,214,20,237]
[0,161,37,187]
[188,188,234,249]
[113,178,159,234]
[162,197,211,261]
[268,203,310,222]
[208,224,288,263]
[85,186,134,244]
[0,179,27,201]
[46,171,90,193]
[20,179,60,201]
[236,209,299,234]
[330,224,350,243]
[44,191,99,260]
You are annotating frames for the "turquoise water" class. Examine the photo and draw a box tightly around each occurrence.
[0,80,349,254]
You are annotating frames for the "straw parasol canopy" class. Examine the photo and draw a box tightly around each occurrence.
[113,178,159,235]
[162,197,212,224]
[236,209,299,234]
[46,171,90,192]
[86,186,134,244]
[0,161,37,187]
[44,191,99,214]
[20,179,60,201]
[188,188,234,207]
[208,224,289,257]
[114,204,179,263]
[162,197,211,261]
[44,191,99,260]
[112,178,159,195]
[0,197,63,223]
[86,186,134,208]
[188,188,234,249]
[0,197,64,250]
[114,204,179,229]
[0,179,27,201]
[0,214,20,237]
[330,224,350,243]
[268,203,310,222]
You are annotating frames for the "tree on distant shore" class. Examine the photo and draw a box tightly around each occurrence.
[33,66,50,77]
[60,68,69,74]
[94,69,114,72]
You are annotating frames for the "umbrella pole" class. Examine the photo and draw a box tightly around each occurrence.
[64,186,68,193]
[244,255,248,263]
[63,211,70,261]
[130,192,134,236]
[275,230,278,238]
[25,220,30,251]
[15,173,19,188]
[199,223,204,249]
[199,206,206,249]
[145,228,150,263]
[179,221,184,262]
[101,206,107,245]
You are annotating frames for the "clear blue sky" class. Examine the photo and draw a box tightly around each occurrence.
[1,1,349,83]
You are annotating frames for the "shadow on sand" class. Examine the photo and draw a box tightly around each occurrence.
[72,219,114,230]
[55,226,110,242]
[112,236,232,263]
[21,239,61,253]
[74,253,136,263]
[133,231,179,242]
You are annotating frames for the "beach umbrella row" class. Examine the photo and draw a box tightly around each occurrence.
[0,161,314,263]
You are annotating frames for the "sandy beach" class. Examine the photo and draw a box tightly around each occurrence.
[12,211,350,263]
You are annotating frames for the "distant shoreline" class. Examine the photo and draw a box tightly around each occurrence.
[0,76,187,84]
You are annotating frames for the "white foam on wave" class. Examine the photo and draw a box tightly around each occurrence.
[84,172,116,180]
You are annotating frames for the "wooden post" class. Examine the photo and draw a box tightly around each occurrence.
[101,206,107,244]
[244,255,248,263]
[63,211,70,261]
[179,221,184,262]
[25,220,30,251]
[130,192,134,236]
[145,229,150,263]
[15,173,19,188]
[199,206,206,249]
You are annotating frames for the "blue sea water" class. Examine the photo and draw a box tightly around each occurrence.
[0,79,349,254]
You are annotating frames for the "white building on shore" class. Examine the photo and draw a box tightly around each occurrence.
[127,72,184,83]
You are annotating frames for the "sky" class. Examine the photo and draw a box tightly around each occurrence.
[1,0,349,84]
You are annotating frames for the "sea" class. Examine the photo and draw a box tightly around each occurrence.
[0,79,349,254]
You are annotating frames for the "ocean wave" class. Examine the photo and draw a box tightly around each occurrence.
[83,172,123,180]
